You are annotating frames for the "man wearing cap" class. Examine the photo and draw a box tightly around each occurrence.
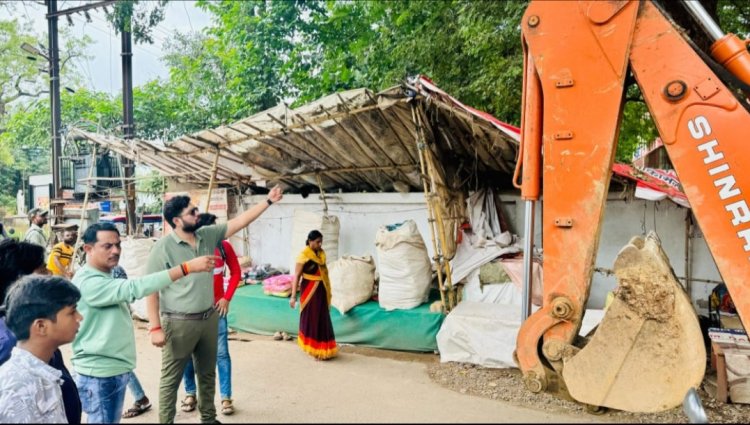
[24,208,49,252]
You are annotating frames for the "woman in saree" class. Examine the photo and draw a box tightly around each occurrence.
[289,230,338,360]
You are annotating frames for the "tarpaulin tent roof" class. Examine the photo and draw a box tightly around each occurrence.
[69,76,520,193]
[611,163,689,208]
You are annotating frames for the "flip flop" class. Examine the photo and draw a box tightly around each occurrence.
[180,394,197,412]
[122,398,152,419]
[221,399,235,415]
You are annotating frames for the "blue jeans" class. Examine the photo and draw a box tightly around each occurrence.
[126,371,145,401]
[75,372,130,424]
[183,315,232,399]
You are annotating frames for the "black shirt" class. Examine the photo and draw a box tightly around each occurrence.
[49,348,82,424]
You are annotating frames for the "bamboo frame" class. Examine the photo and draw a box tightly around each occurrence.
[411,103,448,312]
[204,149,222,212]
[316,174,329,215]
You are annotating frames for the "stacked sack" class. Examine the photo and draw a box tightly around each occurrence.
[289,209,340,272]
[329,255,376,315]
[375,220,432,311]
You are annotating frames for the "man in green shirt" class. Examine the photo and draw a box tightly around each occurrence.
[71,222,217,424]
[24,208,49,254]
[146,186,283,423]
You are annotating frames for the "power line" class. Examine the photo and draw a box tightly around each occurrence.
[183,2,194,32]
[70,14,164,59]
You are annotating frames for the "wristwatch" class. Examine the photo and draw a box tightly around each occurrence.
[266,198,273,206]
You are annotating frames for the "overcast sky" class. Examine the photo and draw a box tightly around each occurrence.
[13,1,212,95]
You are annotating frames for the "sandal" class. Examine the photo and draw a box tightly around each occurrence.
[122,396,152,418]
[221,399,235,415]
[180,394,197,412]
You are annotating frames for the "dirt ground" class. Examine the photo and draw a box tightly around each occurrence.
[428,361,750,423]
[59,322,750,423]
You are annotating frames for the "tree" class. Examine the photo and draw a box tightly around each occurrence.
[0,89,119,212]
[103,0,169,44]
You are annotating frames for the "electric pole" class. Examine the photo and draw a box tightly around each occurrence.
[122,25,136,236]
[47,0,62,225]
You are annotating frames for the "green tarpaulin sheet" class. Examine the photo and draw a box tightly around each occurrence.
[227,284,445,352]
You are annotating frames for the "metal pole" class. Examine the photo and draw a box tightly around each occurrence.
[522,200,536,320]
[47,0,62,214]
[683,0,724,41]
[121,26,136,235]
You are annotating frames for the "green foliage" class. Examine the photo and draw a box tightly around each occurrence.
[718,0,750,38]
[0,89,120,209]
[104,0,169,44]
[135,169,165,213]
[0,18,47,120]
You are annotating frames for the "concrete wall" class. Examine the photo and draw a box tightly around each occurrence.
[239,191,720,314]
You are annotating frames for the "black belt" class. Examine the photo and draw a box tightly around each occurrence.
[161,308,214,321]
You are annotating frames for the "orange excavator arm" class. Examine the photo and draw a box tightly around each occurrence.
[514,0,750,412]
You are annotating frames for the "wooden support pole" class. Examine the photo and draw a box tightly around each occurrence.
[204,149,221,212]
[411,103,448,312]
[316,173,329,215]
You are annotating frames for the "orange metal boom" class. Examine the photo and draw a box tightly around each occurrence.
[515,0,750,395]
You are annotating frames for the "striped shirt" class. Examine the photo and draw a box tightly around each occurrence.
[47,243,74,276]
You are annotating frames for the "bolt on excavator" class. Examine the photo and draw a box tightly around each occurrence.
[513,0,750,413]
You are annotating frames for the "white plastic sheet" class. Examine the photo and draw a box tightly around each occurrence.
[437,301,605,368]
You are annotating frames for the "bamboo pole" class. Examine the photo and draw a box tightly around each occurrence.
[70,149,97,270]
[204,149,222,212]
[316,173,329,216]
[410,103,447,312]
[416,106,458,310]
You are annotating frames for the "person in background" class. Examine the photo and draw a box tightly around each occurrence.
[0,238,82,424]
[110,265,153,420]
[48,229,77,278]
[71,223,217,424]
[24,208,49,253]
[0,275,82,423]
[290,230,338,360]
[180,213,242,416]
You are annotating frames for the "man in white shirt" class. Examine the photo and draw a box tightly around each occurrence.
[0,275,83,423]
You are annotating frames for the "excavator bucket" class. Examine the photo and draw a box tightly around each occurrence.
[561,232,706,412]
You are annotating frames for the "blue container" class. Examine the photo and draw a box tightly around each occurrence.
[100,201,112,213]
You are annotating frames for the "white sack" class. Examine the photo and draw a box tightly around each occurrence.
[437,301,604,368]
[375,220,432,311]
[329,255,376,315]
[289,209,340,272]
[120,237,157,321]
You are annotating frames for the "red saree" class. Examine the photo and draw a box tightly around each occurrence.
[296,247,338,360]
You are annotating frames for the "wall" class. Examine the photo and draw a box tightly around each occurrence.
[240,191,721,313]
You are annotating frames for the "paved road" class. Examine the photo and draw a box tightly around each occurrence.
[61,324,603,423]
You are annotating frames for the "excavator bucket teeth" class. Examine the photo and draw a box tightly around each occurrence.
[561,232,706,413]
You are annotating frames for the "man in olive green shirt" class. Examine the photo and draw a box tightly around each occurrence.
[146,186,283,424]
[71,222,216,424]
[24,208,49,254]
